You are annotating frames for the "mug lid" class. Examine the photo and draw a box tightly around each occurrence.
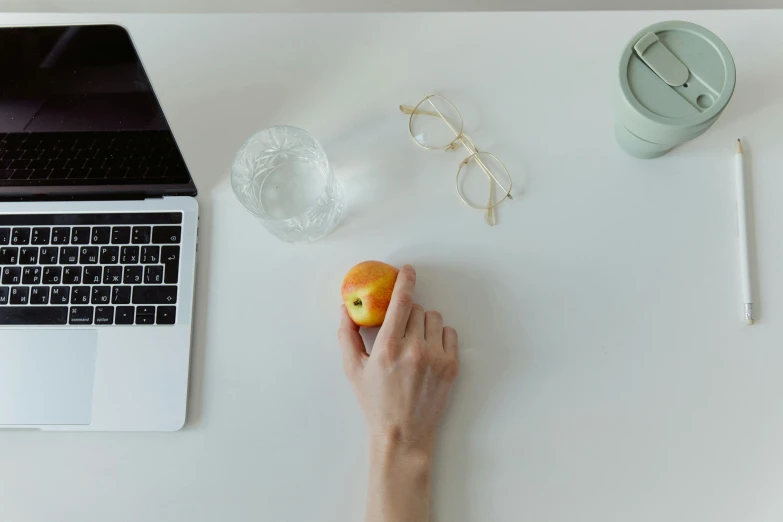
[618,21,736,130]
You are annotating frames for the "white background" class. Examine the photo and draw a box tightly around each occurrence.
[2,10,783,522]
[1,0,783,11]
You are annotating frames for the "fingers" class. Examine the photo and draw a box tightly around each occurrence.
[338,305,368,377]
[443,326,459,357]
[405,304,425,338]
[381,265,416,338]
[424,310,443,345]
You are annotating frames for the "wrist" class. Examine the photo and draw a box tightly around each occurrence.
[370,429,434,475]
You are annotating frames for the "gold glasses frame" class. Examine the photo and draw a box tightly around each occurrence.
[400,94,513,226]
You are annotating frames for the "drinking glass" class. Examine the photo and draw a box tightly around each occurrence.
[231,126,344,243]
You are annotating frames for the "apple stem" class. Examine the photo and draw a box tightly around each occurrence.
[353,298,362,306]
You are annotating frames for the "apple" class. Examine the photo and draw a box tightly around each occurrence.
[341,261,400,327]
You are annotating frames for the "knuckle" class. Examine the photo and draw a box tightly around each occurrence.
[395,292,414,309]
[405,349,428,371]
[411,303,425,313]
[377,347,396,365]
[444,326,458,345]
[426,310,442,321]
[443,358,460,381]
[337,328,348,343]
[410,338,427,352]
[399,268,416,285]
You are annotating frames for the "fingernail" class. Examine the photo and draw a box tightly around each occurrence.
[403,264,416,275]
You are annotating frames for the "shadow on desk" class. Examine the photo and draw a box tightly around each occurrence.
[409,262,517,522]
[184,191,217,428]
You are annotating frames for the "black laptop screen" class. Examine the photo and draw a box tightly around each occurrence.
[0,25,193,190]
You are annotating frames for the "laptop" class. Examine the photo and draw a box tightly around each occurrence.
[0,24,198,431]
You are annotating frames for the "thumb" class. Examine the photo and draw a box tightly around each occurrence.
[338,305,367,377]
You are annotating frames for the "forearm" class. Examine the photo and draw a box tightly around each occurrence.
[365,438,433,522]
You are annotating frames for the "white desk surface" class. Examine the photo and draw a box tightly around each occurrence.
[1,10,783,522]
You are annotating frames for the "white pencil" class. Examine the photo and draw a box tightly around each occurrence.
[735,139,753,325]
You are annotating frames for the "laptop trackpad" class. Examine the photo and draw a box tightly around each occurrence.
[0,330,97,426]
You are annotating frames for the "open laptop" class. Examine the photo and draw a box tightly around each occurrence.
[0,24,198,431]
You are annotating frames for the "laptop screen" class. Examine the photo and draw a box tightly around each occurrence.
[0,25,194,194]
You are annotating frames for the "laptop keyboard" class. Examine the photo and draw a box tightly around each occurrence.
[0,212,183,326]
[0,131,190,184]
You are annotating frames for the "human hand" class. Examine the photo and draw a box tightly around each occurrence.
[338,264,459,458]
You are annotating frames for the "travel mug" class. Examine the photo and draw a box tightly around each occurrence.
[615,21,736,159]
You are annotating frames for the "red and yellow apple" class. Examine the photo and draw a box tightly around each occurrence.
[341,261,399,327]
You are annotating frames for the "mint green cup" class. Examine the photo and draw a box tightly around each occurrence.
[615,21,736,159]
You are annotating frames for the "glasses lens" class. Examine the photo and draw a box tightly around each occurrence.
[409,95,464,150]
[456,152,511,210]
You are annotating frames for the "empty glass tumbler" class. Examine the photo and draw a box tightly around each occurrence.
[231,126,345,243]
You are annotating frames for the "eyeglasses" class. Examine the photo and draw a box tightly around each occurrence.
[400,94,513,226]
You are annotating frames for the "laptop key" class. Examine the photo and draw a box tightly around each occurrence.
[2,267,20,285]
[51,227,70,245]
[22,266,41,285]
[71,227,90,245]
[0,306,68,325]
[10,286,29,304]
[39,247,59,265]
[141,245,159,264]
[9,159,30,169]
[85,158,105,170]
[59,246,79,264]
[0,247,18,264]
[50,286,70,304]
[132,286,177,305]
[83,266,101,285]
[42,266,62,284]
[19,247,38,265]
[69,306,94,325]
[112,226,131,244]
[144,265,163,284]
[104,266,123,285]
[135,307,155,325]
[29,159,49,169]
[10,169,32,180]
[0,170,13,180]
[48,158,67,169]
[115,306,134,325]
[11,227,30,245]
[92,286,111,305]
[152,226,182,244]
[112,286,132,305]
[91,226,111,244]
[63,266,82,285]
[29,169,50,180]
[124,266,143,284]
[0,228,9,245]
[30,286,49,305]
[49,168,70,179]
[95,306,114,325]
[161,246,180,284]
[31,228,51,245]
[156,306,176,325]
[121,246,139,264]
[0,287,7,305]
[132,226,151,244]
[79,246,99,264]
[71,287,90,305]
[100,246,119,264]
